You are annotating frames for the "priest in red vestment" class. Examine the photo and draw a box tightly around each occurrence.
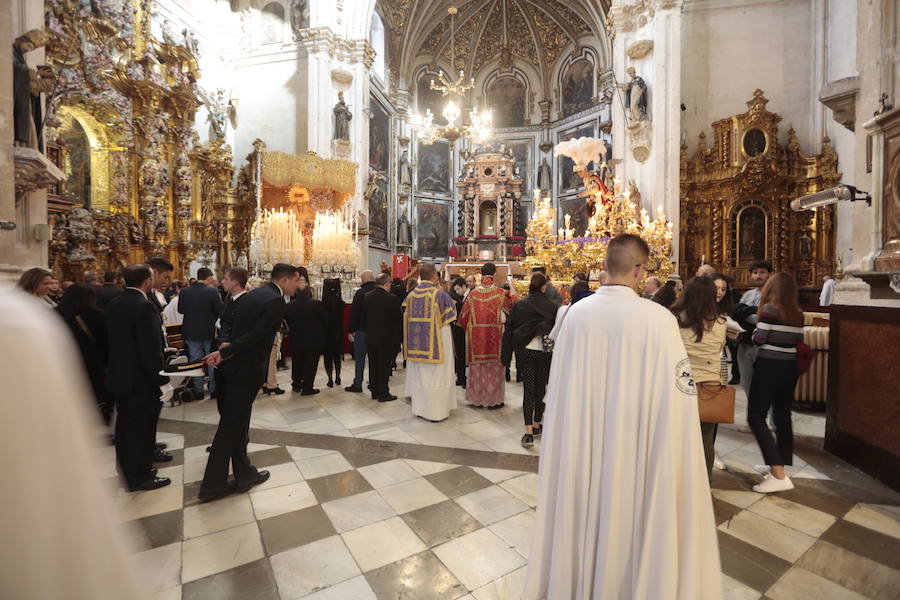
[457,263,511,408]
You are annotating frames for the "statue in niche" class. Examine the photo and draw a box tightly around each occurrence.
[624,67,648,122]
[537,158,552,192]
[161,19,178,45]
[13,29,51,148]
[397,211,412,247]
[398,150,412,188]
[333,92,352,141]
[291,0,310,40]
[799,229,813,259]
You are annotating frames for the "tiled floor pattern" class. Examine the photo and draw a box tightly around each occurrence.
[111,427,900,600]
[108,362,900,599]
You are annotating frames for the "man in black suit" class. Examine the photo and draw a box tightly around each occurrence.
[199,264,301,503]
[284,275,327,395]
[214,267,249,413]
[178,267,223,400]
[364,273,403,402]
[95,271,124,309]
[106,264,170,491]
[145,257,175,459]
[345,269,376,393]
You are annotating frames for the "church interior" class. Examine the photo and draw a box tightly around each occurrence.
[2,0,900,598]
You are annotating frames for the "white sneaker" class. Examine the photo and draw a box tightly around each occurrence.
[752,474,794,493]
[753,465,771,475]
[713,455,725,470]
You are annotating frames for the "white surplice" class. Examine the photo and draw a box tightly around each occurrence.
[406,325,457,421]
[523,286,722,600]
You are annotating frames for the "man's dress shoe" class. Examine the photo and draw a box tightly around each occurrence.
[300,389,320,396]
[197,485,235,504]
[153,448,174,462]
[129,476,171,492]
[235,470,270,493]
[155,442,168,451]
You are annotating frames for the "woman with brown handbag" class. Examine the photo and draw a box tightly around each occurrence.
[670,277,730,479]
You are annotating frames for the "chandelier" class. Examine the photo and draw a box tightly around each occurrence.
[410,7,492,148]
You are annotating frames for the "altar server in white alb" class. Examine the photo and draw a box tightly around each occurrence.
[523,234,722,600]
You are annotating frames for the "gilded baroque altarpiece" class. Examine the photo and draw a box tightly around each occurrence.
[43,0,253,278]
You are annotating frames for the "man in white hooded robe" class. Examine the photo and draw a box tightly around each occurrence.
[523,234,722,600]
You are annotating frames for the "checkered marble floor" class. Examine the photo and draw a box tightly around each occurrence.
[102,361,900,599]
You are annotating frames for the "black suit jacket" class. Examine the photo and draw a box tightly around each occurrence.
[217,292,247,345]
[178,282,223,341]
[95,283,124,309]
[348,281,376,333]
[285,295,328,351]
[364,287,402,350]
[105,289,165,398]
[218,282,287,387]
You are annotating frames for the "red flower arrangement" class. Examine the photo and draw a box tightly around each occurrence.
[510,244,524,257]
[477,235,498,240]
[452,236,467,243]
[448,245,460,258]
[509,236,526,241]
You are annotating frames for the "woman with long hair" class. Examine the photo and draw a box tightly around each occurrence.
[17,267,55,306]
[320,278,346,388]
[57,283,112,422]
[748,272,805,493]
[504,273,558,447]
[670,277,727,478]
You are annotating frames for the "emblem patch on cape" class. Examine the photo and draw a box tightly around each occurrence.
[675,358,697,395]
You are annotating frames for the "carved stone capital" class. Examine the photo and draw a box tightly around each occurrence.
[297,27,375,68]
[627,40,654,59]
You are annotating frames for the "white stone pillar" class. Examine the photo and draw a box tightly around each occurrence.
[610,0,682,267]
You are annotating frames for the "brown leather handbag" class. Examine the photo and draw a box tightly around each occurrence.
[697,382,735,424]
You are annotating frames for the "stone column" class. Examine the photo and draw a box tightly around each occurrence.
[609,0,682,267]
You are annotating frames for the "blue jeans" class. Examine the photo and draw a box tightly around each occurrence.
[186,339,216,394]
[351,331,367,388]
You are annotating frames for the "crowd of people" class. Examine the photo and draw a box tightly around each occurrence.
[12,238,815,597]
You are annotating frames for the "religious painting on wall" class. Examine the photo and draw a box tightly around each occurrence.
[368,173,389,248]
[561,58,594,116]
[417,140,451,196]
[369,97,390,174]
[506,140,530,191]
[742,128,767,157]
[736,205,767,265]
[558,121,597,193]
[416,199,450,258]
[486,78,526,128]
[416,73,447,126]
[559,196,588,240]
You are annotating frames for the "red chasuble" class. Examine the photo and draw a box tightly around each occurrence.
[457,284,509,364]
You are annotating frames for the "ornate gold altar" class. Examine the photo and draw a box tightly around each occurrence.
[43,0,252,278]
[456,147,524,261]
[680,90,840,286]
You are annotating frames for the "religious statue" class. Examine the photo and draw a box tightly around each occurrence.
[182,28,200,56]
[290,0,310,40]
[161,19,178,45]
[397,211,412,247]
[13,29,51,148]
[399,150,412,189]
[537,158,552,192]
[333,92,352,141]
[624,67,648,122]
[203,88,228,141]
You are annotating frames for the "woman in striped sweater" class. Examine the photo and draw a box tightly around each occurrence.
[748,272,805,493]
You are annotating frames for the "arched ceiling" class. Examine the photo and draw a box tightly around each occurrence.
[378,0,610,91]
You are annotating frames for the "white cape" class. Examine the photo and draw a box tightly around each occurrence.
[406,326,457,421]
[524,286,722,600]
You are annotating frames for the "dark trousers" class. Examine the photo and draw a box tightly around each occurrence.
[367,344,393,399]
[747,357,799,466]
[115,393,159,487]
[351,331,367,388]
[518,349,552,426]
[323,350,341,382]
[291,349,320,391]
[700,422,718,480]
[200,372,260,493]
[451,325,466,384]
